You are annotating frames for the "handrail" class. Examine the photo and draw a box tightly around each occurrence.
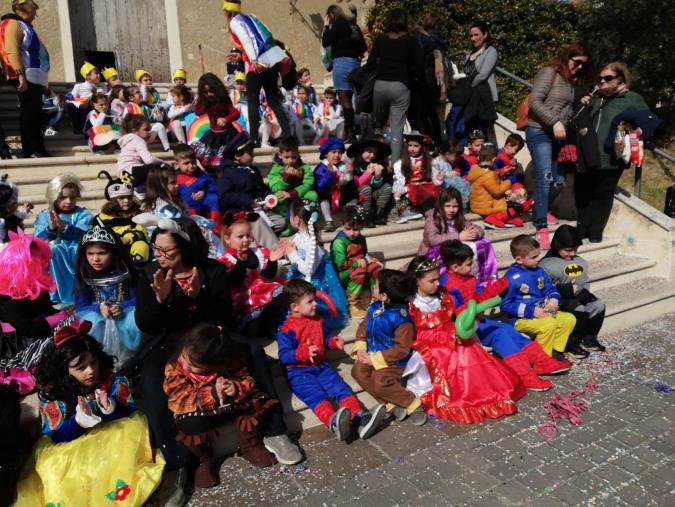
[491,66,673,199]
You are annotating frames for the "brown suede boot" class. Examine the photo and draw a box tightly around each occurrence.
[347,294,367,318]
[236,418,276,468]
[184,443,219,489]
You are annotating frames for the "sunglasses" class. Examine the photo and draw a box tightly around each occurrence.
[599,74,619,83]
[571,58,586,67]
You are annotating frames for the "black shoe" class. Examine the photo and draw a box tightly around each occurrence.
[552,350,567,362]
[365,219,376,228]
[583,335,606,352]
[0,145,11,160]
[567,344,590,359]
[374,212,388,225]
[357,404,386,439]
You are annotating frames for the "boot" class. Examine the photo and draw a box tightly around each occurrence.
[343,108,357,144]
[583,334,606,352]
[484,212,507,229]
[235,417,276,468]
[365,207,376,228]
[521,341,571,375]
[503,352,552,391]
[184,443,219,488]
[348,293,367,318]
[565,333,590,359]
[374,207,388,225]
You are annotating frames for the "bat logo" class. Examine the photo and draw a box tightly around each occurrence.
[537,276,545,290]
[564,264,584,277]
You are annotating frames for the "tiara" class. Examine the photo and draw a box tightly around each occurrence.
[82,225,116,246]
[414,258,439,274]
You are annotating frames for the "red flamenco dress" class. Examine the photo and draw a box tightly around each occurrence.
[409,292,526,423]
[406,156,441,208]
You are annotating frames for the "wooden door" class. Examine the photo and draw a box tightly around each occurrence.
[69,0,170,82]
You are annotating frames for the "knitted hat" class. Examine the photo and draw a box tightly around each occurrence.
[45,174,82,209]
[234,71,246,82]
[346,138,391,161]
[80,61,97,79]
[173,68,187,81]
[223,0,241,12]
[134,69,152,82]
[0,175,18,213]
[101,67,118,81]
[319,137,345,159]
[97,170,134,200]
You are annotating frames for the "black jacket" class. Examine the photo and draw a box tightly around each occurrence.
[463,81,497,125]
[216,160,269,212]
[321,17,366,59]
[571,87,601,172]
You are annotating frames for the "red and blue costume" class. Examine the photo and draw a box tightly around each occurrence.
[277,314,360,426]
[177,171,221,226]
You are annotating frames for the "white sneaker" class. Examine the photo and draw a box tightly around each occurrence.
[44,127,57,136]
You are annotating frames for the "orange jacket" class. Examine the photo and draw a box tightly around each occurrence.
[467,164,511,216]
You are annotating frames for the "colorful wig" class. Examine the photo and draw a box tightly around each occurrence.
[45,173,82,210]
[0,229,55,300]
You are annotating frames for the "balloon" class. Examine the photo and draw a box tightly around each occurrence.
[455,296,502,340]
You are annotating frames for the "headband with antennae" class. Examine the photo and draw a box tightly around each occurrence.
[133,213,190,242]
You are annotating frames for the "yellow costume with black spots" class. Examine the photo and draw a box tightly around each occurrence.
[98,211,150,265]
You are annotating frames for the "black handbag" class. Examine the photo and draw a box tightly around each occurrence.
[448,77,472,106]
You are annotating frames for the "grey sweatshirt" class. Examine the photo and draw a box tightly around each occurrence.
[539,255,590,299]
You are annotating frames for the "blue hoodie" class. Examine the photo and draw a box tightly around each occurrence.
[501,263,560,320]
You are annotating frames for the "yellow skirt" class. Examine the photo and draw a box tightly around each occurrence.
[15,412,165,507]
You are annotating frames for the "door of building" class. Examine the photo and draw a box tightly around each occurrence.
[68,0,170,82]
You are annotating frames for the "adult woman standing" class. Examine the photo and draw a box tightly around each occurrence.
[363,8,424,162]
[577,63,649,242]
[0,0,50,158]
[446,22,498,145]
[526,43,593,248]
[322,4,366,143]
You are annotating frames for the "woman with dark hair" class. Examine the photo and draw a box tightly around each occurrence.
[446,21,498,144]
[526,42,594,248]
[322,4,367,143]
[363,8,424,162]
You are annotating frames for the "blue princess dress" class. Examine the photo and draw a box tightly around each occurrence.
[75,270,141,367]
[286,230,348,333]
[34,206,93,305]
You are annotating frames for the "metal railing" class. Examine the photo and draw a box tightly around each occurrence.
[490,65,673,199]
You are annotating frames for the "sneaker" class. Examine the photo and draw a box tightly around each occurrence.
[536,228,551,249]
[409,407,428,426]
[394,202,422,224]
[484,215,505,229]
[390,406,408,422]
[506,217,524,227]
[329,407,352,441]
[263,434,303,465]
[44,126,57,136]
[582,335,606,352]
[546,212,559,225]
[551,350,567,363]
[567,344,590,359]
[323,221,336,232]
[358,404,387,439]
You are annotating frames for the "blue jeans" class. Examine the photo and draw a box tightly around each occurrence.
[525,127,565,228]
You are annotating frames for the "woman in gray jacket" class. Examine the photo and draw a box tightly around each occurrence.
[526,43,594,248]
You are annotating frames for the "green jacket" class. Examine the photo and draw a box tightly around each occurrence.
[330,231,368,286]
[267,163,315,200]
[589,90,649,170]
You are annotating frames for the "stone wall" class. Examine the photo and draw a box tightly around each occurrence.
[0,0,65,81]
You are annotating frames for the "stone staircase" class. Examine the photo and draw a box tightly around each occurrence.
[2,83,674,451]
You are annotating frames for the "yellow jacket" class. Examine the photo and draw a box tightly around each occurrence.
[467,164,511,216]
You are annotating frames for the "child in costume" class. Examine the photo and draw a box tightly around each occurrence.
[501,235,577,360]
[167,87,193,144]
[165,68,193,107]
[293,85,320,144]
[135,69,161,109]
[313,137,356,232]
[34,174,93,305]
[16,321,163,506]
[468,143,531,229]
[316,87,344,138]
[96,170,150,265]
[463,129,486,167]
[109,84,127,120]
[267,136,318,235]
[440,240,570,391]
[164,323,278,487]
[406,256,526,423]
[123,85,170,151]
[277,279,387,441]
[351,269,428,425]
[74,224,141,367]
[418,188,497,287]
[42,86,63,137]
[347,138,393,228]
[117,114,164,177]
[391,131,434,223]
[0,232,68,369]
[493,133,525,182]
[541,225,606,354]
[431,139,472,207]
[142,163,185,217]
[174,144,221,228]
[294,67,318,105]
[101,67,121,90]
[283,200,348,332]
[83,93,120,153]
[0,174,32,243]
[216,134,286,247]
[217,212,285,333]
[191,72,241,168]
[65,61,104,135]
[329,206,383,318]
[229,71,248,130]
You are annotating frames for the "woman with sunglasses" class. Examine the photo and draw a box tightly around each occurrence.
[526,43,594,248]
[576,62,649,242]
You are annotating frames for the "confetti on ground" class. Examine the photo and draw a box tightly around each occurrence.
[654,382,674,393]
[427,416,446,429]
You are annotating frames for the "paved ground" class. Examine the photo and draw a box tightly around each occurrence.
[189,313,675,506]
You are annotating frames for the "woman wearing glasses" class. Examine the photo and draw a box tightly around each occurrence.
[576,63,649,242]
[526,43,594,248]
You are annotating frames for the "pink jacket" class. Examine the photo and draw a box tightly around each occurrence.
[417,208,484,255]
[116,133,163,176]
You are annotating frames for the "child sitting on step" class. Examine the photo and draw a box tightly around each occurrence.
[347,139,393,228]
[174,144,221,229]
[351,269,428,425]
[540,225,606,355]
[501,235,577,360]
[277,279,387,441]
[418,188,497,287]
[330,206,383,318]
[463,129,486,167]
[315,87,344,138]
[117,115,164,177]
[66,62,104,135]
[313,137,356,232]
[431,139,471,208]
[164,323,278,488]
[392,131,436,223]
[83,93,119,154]
[123,85,170,151]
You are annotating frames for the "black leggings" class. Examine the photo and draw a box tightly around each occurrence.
[575,169,624,241]
[16,81,46,157]
[247,68,291,142]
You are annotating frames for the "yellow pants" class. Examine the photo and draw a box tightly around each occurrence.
[514,312,576,356]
